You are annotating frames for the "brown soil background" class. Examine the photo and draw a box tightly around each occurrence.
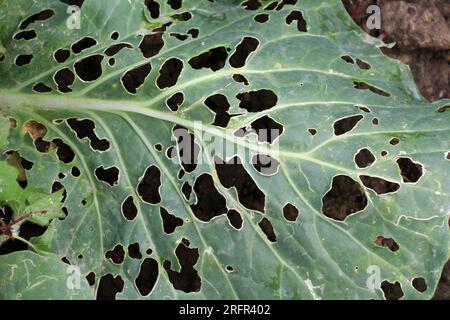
[342,0,450,299]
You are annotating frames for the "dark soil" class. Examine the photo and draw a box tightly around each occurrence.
[342,0,450,299]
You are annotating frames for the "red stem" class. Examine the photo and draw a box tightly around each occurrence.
[351,0,361,19]
[0,210,48,239]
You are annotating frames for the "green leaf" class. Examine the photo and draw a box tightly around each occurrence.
[0,160,24,204]
[0,115,9,150]
[0,0,449,300]
[20,189,64,225]
[0,159,63,226]
[0,251,93,300]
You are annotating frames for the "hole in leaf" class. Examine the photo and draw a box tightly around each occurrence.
[166,92,184,111]
[412,277,427,293]
[160,207,183,234]
[237,89,278,112]
[322,175,367,221]
[128,243,142,259]
[381,281,404,300]
[230,37,259,68]
[254,13,269,23]
[356,58,371,70]
[157,58,183,89]
[122,196,138,221]
[168,0,182,10]
[121,63,152,94]
[308,128,317,136]
[54,49,71,63]
[111,31,119,40]
[360,176,400,195]
[97,274,124,300]
[67,118,110,151]
[372,118,379,125]
[33,82,52,93]
[167,146,176,159]
[252,154,279,175]
[172,11,191,21]
[236,115,283,144]
[59,0,84,7]
[15,55,33,66]
[133,259,159,299]
[14,30,37,40]
[105,245,125,264]
[215,156,265,212]
[226,265,234,272]
[187,28,199,38]
[34,138,52,153]
[390,138,400,146]
[188,47,228,71]
[105,43,132,56]
[182,181,192,200]
[242,0,261,10]
[71,166,80,177]
[374,236,399,252]
[170,33,188,41]
[71,37,97,54]
[204,94,231,128]
[191,174,227,222]
[164,241,201,293]
[283,203,299,222]
[258,217,276,242]
[86,272,95,286]
[355,148,375,168]
[20,9,54,30]
[145,0,160,18]
[356,105,371,113]
[139,33,164,58]
[286,10,307,32]
[51,181,66,201]
[264,2,278,10]
[137,166,161,204]
[353,81,390,97]
[54,68,75,93]
[396,158,423,183]
[95,166,120,186]
[233,74,249,85]
[74,55,104,82]
[341,55,354,64]
[334,115,363,136]
[53,139,75,163]
[276,0,297,10]
[227,210,243,230]
[173,126,200,173]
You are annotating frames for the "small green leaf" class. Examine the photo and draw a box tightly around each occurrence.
[20,189,64,226]
[0,160,24,204]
